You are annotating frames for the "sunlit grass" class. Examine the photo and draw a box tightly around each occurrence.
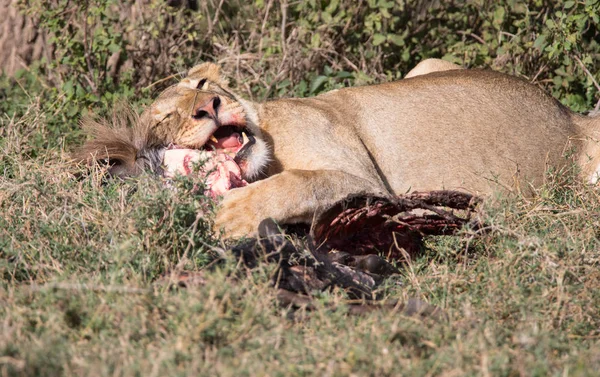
[1,99,599,376]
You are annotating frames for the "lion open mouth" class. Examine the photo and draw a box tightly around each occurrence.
[163,125,256,198]
[204,125,256,164]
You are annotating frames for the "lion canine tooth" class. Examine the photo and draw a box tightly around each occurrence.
[209,135,218,143]
[242,132,249,145]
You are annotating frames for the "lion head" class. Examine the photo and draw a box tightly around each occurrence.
[76,63,271,189]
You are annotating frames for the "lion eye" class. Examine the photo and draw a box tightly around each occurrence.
[197,78,208,90]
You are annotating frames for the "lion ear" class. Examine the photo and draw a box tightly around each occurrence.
[182,62,229,88]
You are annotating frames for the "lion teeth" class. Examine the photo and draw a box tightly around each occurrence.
[209,135,218,143]
[242,132,249,145]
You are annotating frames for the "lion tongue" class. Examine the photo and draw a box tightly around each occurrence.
[209,133,241,149]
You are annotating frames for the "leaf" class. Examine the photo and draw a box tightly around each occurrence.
[311,33,321,48]
[493,7,506,25]
[567,33,578,45]
[373,33,386,46]
[108,42,121,54]
[63,80,74,97]
[387,34,405,46]
[401,49,410,62]
[296,81,308,96]
[325,0,339,13]
[310,76,329,94]
[533,34,547,50]
[336,71,353,79]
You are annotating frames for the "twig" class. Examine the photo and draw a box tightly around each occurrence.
[143,73,184,91]
[280,0,288,54]
[257,0,274,57]
[82,5,98,94]
[530,63,547,83]
[210,0,225,36]
[457,30,487,45]
[573,55,600,112]
[201,240,229,260]
[341,55,361,74]
[202,1,213,35]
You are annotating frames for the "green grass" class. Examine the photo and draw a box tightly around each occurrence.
[2,99,600,376]
[1,0,599,372]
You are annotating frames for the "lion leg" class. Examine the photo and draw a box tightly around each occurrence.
[214,169,387,238]
[404,58,463,79]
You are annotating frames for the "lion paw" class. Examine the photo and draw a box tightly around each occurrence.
[214,186,264,239]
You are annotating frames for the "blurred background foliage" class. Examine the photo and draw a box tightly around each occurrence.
[0,0,599,151]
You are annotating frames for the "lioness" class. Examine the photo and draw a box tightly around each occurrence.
[78,60,600,238]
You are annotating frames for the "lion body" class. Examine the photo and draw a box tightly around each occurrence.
[261,70,585,195]
[78,60,600,238]
[214,69,598,236]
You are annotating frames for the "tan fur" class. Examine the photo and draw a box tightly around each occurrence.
[78,59,600,238]
[140,67,271,181]
[75,66,267,179]
[404,58,463,78]
[209,65,597,237]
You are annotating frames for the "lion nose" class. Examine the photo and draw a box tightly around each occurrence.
[193,96,221,119]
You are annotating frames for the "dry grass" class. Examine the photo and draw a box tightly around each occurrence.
[2,100,600,376]
[1,1,600,375]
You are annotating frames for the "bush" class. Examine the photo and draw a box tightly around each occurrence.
[7,1,600,111]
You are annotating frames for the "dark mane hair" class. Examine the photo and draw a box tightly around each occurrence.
[73,105,165,177]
